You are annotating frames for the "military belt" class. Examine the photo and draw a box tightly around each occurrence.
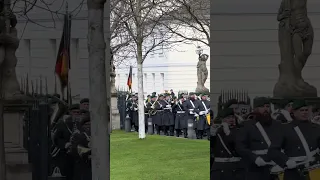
[176,111,185,113]
[288,148,319,162]
[252,149,268,155]
[214,157,241,163]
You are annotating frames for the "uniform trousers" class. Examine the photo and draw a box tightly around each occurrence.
[211,168,245,180]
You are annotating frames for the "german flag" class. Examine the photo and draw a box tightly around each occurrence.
[55,14,71,91]
[127,66,132,92]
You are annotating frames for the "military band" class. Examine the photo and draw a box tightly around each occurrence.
[125,91,211,139]
[50,98,92,180]
[211,97,320,180]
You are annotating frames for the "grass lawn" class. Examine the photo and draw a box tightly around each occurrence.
[110,130,210,180]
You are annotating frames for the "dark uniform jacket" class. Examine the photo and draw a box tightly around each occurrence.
[235,116,282,168]
[211,127,243,170]
[268,120,320,168]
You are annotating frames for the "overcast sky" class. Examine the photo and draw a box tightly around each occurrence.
[211,0,320,14]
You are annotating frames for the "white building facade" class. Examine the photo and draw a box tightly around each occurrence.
[115,41,210,95]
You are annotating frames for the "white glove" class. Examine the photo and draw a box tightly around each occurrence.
[194,114,199,117]
[199,111,205,115]
[151,105,154,109]
[222,122,230,135]
[134,108,138,111]
[255,157,267,167]
[166,105,171,108]
[205,110,209,114]
[65,142,71,149]
[189,110,194,114]
[210,125,219,136]
[286,160,297,169]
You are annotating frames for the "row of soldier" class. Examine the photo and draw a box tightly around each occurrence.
[49,96,92,180]
[126,91,212,139]
[211,97,320,180]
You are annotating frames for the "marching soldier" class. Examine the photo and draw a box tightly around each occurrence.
[195,93,210,139]
[267,100,320,180]
[127,94,139,132]
[159,93,175,136]
[235,97,281,180]
[211,108,245,180]
[173,95,188,138]
[183,92,200,138]
[53,114,76,180]
[144,97,151,133]
[150,94,163,135]
[201,93,211,139]
[272,99,294,124]
[72,115,92,180]
[80,98,89,110]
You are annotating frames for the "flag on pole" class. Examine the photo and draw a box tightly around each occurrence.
[55,14,71,92]
[127,66,133,92]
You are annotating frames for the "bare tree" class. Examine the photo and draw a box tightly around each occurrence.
[87,0,109,179]
[161,0,210,47]
[121,0,175,139]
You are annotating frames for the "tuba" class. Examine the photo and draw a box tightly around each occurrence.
[77,132,91,157]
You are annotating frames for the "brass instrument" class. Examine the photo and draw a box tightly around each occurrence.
[148,96,159,115]
[77,145,91,157]
[78,132,91,158]
[67,118,80,154]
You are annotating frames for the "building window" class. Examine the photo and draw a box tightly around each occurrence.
[152,73,155,92]
[132,73,135,91]
[144,73,147,91]
[160,73,164,92]
[117,74,120,87]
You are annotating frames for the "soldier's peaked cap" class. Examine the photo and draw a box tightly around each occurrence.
[80,115,90,126]
[80,98,89,104]
[221,108,234,118]
[292,99,308,110]
[224,99,238,109]
[69,103,80,110]
[253,97,270,108]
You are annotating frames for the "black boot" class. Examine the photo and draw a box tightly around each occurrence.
[183,128,188,138]
[176,130,180,137]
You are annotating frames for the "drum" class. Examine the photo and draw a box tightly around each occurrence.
[206,114,210,125]
[305,163,320,180]
[270,165,284,179]
[274,163,320,180]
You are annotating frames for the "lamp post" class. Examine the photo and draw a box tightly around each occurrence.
[195,46,203,57]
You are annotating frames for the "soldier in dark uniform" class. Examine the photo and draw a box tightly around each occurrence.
[154,94,164,134]
[201,93,211,139]
[195,93,210,139]
[80,98,89,110]
[127,94,139,132]
[268,100,320,180]
[53,115,76,180]
[183,92,200,138]
[144,97,151,133]
[173,95,188,138]
[72,115,92,180]
[150,94,162,135]
[159,93,175,136]
[211,108,245,180]
[235,97,281,180]
[272,99,294,124]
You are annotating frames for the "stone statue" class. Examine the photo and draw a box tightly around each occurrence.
[195,54,209,93]
[0,4,26,100]
[110,49,116,94]
[273,0,317,98]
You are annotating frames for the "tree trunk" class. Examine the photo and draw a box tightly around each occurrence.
[136,0,145,139]
[137,60,145,139]
[87,0,109,179]
[0,103,6,180]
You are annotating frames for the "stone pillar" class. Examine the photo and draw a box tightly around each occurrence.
[3,100,31,180]
[110,93,121,130]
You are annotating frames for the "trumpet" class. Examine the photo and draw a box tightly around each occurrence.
[77,145,91,157]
